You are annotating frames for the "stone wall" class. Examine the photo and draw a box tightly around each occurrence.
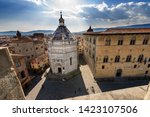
[0,47,25,100]
[48,40,78,75]
[84,33,150,79]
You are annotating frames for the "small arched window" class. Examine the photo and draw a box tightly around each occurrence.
[115,55,120,62]
[105,38,111,46]
[130,36,136,45]
[143,36,149,45]
[118,37,123,45]
[138,54,144,62]
[103,56,109,63]
[126,55,132,62]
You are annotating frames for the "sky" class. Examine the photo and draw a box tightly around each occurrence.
[0,0,150,32]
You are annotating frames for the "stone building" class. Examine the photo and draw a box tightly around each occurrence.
[8,35,46,69]
[48,12,77,75]
[30,52,49,72]
[0,47,25,99]
[75,35,84,55]
[11,54,31,89]
[83,27,150,80]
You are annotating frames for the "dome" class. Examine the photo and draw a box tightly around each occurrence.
[53,26,74,40]
[52,12,74,40]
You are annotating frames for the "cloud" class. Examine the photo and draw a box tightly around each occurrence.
[25,0,47,5]
[77,1,150,28]
[1,0,150,32]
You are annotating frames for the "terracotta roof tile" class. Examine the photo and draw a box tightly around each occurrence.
[11,54,25,59]
[84,28,150,35]
[9,37,33,43]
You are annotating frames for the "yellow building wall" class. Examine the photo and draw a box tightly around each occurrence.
[84,34,150,79]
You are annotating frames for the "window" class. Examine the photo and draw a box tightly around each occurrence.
[130,36,136,45]
[126,55,132,62]
[103,56,108,63]
[143,36,149,45]
[118,37,123,45]
[148,64,150,68]
[145,71,148,74]
[138,54,144,62]
[92,54,95,59]
[26,49,28,52]
[102,65,105,69]
[93,38,96,44]
[134,64,137,68]
[70,57,72,65]
[90,37,92,43]
[21,71,26,79]
[36,47,38,50]
[15,59,21,67]
[144,58,147,64]
[27,56,30,59]
[115,55,120,62]
[105,38,111,46]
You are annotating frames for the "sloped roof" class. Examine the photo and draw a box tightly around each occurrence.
[84,28,150,35]
[9,36,33,43]
[104,28,150,33]
[11,54,25,59]
[52,25,74,40]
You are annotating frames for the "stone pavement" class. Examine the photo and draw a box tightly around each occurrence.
[25,57,150,100]
[25,67,88,100]
[144,82,150,100]
[80,64,101,94]
[65,85,148,100]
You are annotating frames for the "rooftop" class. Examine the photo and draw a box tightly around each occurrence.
[11,54,25,59]
[52,12,74,41]
[65,85,148,100]
[84,28,150,35]
[9,37,33,43]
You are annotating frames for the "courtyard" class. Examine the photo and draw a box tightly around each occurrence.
[25,56,150,100]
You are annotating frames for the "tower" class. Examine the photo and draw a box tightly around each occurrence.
[59,12,64,26]
[48,12,78,76]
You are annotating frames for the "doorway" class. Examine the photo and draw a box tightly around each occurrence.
[58,67,62,74]
[21,71,26,79]
[116,69,122,78]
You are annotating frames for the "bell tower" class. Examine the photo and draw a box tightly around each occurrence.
[59,12,64,26]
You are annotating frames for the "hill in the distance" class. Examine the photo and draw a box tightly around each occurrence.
[1,23,150,36]
[92,23,150,32]
[0,30,54,36]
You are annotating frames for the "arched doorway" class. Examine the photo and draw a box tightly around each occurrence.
[116,69,122,78]
[58,67,62,74]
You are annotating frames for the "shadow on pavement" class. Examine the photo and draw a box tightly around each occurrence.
[35,72,87,100]
[24,75,41,96]
[35,55,88,100]
[78,54,86,65]
[97,79,150,92]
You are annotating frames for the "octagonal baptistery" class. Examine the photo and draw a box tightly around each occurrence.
[48,12,78,75]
